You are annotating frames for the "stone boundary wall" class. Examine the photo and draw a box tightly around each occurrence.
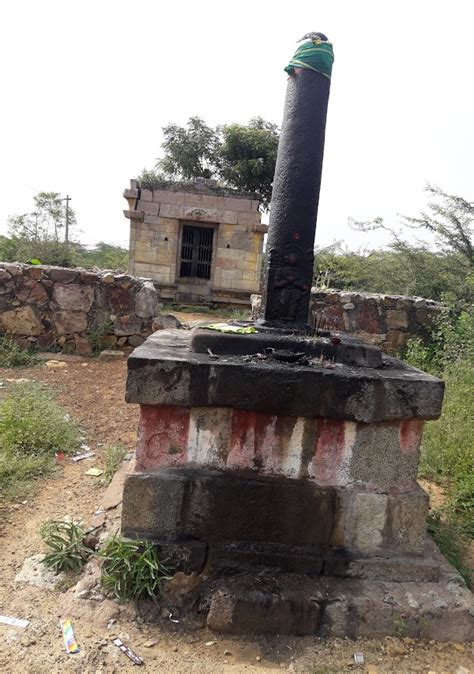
[251,290,442,352]
[0,263,163,354]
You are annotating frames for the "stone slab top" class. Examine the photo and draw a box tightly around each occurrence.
[190,327,383,368]
[126,329,444,423]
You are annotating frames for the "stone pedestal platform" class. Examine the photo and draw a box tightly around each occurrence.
[122,328,473,639]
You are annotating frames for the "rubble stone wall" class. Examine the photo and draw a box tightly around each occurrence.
[309,290,443,351]
[0,263,163,353]
[252,291,443,352]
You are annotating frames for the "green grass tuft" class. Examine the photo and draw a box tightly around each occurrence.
[0,382,82,456]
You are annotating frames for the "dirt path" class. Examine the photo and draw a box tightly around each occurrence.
[0,358,472,673]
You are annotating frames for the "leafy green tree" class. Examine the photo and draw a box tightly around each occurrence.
[157,116,219,180]
[139,116,280,210]
[218,117,279,209]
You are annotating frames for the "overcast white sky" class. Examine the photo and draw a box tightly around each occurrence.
[1,0,472,251]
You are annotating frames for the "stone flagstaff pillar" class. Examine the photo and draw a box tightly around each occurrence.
[261,35,334,328]
[120,35,472,640]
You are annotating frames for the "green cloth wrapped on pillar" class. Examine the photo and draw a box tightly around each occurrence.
[285,40,334,79]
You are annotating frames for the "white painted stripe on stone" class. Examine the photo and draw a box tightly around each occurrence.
[281,416,306,478]
[187,407,232,468]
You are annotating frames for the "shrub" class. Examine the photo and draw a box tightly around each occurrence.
[0,336,38,368]
[40,520,93,573]
[86,320,114,353]
[99,536,172,601]
[0,382,82,456]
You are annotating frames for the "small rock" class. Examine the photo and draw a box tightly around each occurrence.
[173,646,178,652]
[224,649,232,656]
[46,360,67,369]
[256,655,261,662]
[102,273,115,284]
[152,314,183,331]
[15,554,63,589]
[143,639,158,648]
[99,349,125,362]
[205,640,216,646]
[456,666,470,674]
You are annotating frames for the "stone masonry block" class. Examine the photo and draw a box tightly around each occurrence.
[152,189,185,205]
[386,486,428,553]
[352,492,388,554]
[386,309,409,330]
[224,197,251,212]
[237,211,262,226]
[139,201,160,216]
[141,189,153,201]
[159,204,185,219]
[219,210,238,225]
[348,421,420,491]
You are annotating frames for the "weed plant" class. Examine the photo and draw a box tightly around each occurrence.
[99,536,172,601]
[102,445,127,485]
[40,520,93,573]
[0,336,38,368]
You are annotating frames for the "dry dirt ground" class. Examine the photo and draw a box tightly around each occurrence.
[0,356,472,673]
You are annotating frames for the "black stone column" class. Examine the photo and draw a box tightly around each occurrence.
[260,57,332,329]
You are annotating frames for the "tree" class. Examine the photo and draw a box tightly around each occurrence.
[346,185,473,305]
[218,117,279,209]
[157,117,219,181]
[5,192,77,266]
[73,242,129,270]
[140,116,280,210]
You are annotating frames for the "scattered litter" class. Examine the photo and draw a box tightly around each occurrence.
[353,652,365,665]
[205,640,217,646]
[55,452,66,463]
[323,361,336,369]
[60,619,80,654]
[5,378,30,383]
[169,611,180,623]
[330,335,341,345]
[203,323,257,335]
[85,468,104,477]
[0,615,29,628]
[112,638,144,665]
[46,360,67,369]
[80,443,91,451]
[72,451,95,462]
[143,639,158,648]
[207,348,218,359]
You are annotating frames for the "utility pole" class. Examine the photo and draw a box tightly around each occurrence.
[64,194,71,246]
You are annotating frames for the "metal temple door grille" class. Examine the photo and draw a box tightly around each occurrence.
[180,225,214,279]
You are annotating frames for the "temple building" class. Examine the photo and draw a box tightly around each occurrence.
[124,179,267,305]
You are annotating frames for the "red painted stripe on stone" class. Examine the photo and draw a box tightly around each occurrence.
[399,419,423,454]
[135,405,190,471]
[309,419,346,485]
